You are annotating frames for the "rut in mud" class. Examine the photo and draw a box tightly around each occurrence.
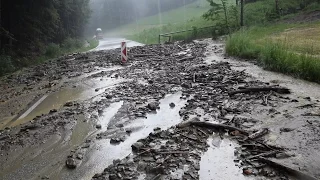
[0,40,320,180]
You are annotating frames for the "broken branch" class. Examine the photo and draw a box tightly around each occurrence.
[229,86,290,96]
[178,121,249,135]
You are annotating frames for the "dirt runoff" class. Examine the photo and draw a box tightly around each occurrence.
[0,40,319,180]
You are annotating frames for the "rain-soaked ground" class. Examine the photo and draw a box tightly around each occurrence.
[0,38,320,180]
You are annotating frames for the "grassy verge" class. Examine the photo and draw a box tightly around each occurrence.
[226,22,320,83]
[0,38,99,76]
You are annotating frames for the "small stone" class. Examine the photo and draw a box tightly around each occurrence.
[126,129,132,134]
[82,143,90,148]
[76,153,83,160]
[181,82,192,89]
[110,138,121,144]
[49,109,57,113]
[131,142,144,151]
[116,123,124,128]
[280,127,294,133]
[106,94,112,99]
[66,158,77,169]
[169,102,175,108]
[109,174,117,180]
[243,168,253,175]
[230,130,241,136]
[117,173,122,178]
[147,102,158,111]
[304,97,311,100]
[95,88,99,92]
[64,102,73,107]
[96,124,102,129]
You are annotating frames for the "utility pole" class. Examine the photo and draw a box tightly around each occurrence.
[240,0,244,26]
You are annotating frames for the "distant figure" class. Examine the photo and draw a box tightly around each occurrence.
[95,28,103,40]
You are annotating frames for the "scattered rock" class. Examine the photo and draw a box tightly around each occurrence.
[243,168,253,175]
[131,142,144,151]
[169,102,175,108]
[280,127,294,133]
[66,158,77,169]
[147,102,158,111]
[96,124,102,129]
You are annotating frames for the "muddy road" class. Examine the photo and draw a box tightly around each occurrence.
[0,39,319,180]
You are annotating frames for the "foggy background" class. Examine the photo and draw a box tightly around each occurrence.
[85,0,198,36]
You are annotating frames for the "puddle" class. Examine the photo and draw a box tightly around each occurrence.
[199,135,248,180]
[57,92,187,180]
[99,101,124,131]
[6,78,125,128]
[0,113,94,180]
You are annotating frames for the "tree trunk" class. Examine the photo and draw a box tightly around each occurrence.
[0,0,2,50]
[221,0,229,34]
[240,0,244,26]
[275,0,279,15]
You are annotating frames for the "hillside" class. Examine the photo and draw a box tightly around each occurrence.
[105,0,211,39]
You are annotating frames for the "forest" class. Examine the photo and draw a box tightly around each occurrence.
[0,0,91,74]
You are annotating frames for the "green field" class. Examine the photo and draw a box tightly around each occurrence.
[226,22,320,83]
[105,0,213,43]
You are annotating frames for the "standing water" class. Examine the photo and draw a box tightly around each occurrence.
[200,135,249,180]
[57,92,188,180]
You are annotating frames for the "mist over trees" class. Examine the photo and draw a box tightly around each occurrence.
[85,0,197,35]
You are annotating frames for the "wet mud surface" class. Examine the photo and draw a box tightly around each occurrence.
[0,39,319,180]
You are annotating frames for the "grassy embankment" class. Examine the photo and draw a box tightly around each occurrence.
[106,0,216,44]
[226,0,320,83]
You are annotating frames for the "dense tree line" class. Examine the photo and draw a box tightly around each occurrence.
[0,0,90,63]
[86,0,197,35]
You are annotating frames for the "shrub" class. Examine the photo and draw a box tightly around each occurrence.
[45,43,61,58]
[0,55,15,76]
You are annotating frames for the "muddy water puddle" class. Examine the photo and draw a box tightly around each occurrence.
[99,101,124,131]
[57,92,187,180]
[0,114,94,180]
[200,135,249,180]
[5,77,125,128]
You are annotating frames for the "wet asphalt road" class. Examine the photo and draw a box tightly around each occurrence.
[92,38,144,51]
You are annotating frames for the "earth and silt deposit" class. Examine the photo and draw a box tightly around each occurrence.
[0,39,319,180]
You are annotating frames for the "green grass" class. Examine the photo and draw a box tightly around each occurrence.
[105,0,215,44]
[35,38,99,64]
[226,22,320,83]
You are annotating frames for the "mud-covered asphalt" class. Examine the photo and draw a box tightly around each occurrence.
[0,39,319,180]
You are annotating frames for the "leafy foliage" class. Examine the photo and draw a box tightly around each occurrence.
[0,0,91,75]
[203,0,240,35]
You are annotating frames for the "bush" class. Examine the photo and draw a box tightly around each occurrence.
[0,55,15,76]
[61,38,83,50]
[45,43,61,58]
